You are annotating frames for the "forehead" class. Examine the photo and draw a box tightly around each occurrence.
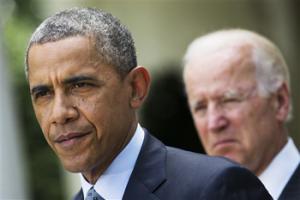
[27,36,101,83]
[28,36,96,66]
[184,46,257,96]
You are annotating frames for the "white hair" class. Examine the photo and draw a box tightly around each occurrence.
[183,29,292,121]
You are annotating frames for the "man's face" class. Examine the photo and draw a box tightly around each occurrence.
[28,36,136,178]
[184,48,282,174]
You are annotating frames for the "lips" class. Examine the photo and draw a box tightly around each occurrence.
[54,131,91,149]
[213,139,237,149]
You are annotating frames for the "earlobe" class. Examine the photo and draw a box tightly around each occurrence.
[275,83,290,122]
[128,66,151,109]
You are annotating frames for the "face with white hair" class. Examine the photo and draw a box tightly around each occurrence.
[184,30,290,175]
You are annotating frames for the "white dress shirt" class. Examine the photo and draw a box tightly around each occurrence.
[80,124,145,200]
[259,137,300,200]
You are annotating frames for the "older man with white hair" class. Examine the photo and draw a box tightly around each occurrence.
[183,29,300,200]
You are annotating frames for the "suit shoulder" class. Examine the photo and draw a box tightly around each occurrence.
[164,146,240,188]
[161,146,272,199]
[166,146,237,172]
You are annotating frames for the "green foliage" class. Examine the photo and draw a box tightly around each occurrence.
[4,16,34,81]
[4,11,65,200]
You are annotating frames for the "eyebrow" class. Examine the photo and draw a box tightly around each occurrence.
[223,88,256,100]
[62,75,98,85]
[223,90,240,98]
[31,85,50,95]
[30,75,101,95]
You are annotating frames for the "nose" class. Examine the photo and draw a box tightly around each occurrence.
[50,92,79,124]
[207,104,229,133]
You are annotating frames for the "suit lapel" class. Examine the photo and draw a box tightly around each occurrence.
[123,131,166,200]
[123,178,161,200]
[279,163,300,199]
[72,189,84,200]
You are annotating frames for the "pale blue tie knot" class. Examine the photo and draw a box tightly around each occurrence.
[86,187,105,200]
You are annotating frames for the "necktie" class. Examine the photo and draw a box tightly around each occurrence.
[86,187,105,200]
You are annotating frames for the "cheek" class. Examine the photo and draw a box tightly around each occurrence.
[33,104,56,146]
[239,103,266,128]
[77,96,112,133]
[230,107,262,146]
[248,108,275,141]
[193,117,208,140]
[34,106,50,133]
[228,104,253,127]
[76,95,100,114]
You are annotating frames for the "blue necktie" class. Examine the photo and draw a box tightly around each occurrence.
[86,187,105,200]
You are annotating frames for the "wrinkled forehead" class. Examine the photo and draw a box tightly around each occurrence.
[185,46,256,83]
[185,42,253,68]
[184,46,259,102]
[196,85,256,99]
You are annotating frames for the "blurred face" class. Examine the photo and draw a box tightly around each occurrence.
[184,47,285,175]
[28,36,137,181]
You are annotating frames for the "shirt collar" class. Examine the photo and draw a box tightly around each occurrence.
[80,123,145,199]
[259,137,300,199]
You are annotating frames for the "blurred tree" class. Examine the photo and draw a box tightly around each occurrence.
[3,0,64,199]
[13,0,40,22]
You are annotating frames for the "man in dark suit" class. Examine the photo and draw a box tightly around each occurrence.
[183,29,300,199]
[25,8,271,199]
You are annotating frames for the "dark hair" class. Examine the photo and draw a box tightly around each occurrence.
[25,7,137,78]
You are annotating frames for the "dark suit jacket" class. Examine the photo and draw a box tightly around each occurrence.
[278,163,300,200]
[73,131,271,200]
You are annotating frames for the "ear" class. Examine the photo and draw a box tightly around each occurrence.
[127,66,151,109]
[274,82,290,122]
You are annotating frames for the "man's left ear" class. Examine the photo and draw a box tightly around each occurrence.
[274,82,290,122]
[128,66,151,109]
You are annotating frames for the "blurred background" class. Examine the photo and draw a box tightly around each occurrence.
[0,0,299,199]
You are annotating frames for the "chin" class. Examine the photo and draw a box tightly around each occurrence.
[212,151,238,162]
[223,154,243,165]
[62,163,82,173]
[60,158,88,173]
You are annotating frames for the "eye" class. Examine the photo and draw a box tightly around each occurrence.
[221,97,242,110]
[70,81,97,94]
[223,97,239,103]
[33,89,51,100]
[194,103,207,115]
[72,82,95,89]
[73,82,90,88]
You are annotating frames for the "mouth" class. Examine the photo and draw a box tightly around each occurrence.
[213,139,237,150]
[54,131,91,149]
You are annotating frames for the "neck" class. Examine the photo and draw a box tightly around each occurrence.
[255,129,288,176]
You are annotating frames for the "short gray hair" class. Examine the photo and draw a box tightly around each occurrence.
[183,29,292,121]
[25,7,137,78]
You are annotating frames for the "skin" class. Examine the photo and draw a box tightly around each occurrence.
[27,36,150,184]
[184,44,289,175]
